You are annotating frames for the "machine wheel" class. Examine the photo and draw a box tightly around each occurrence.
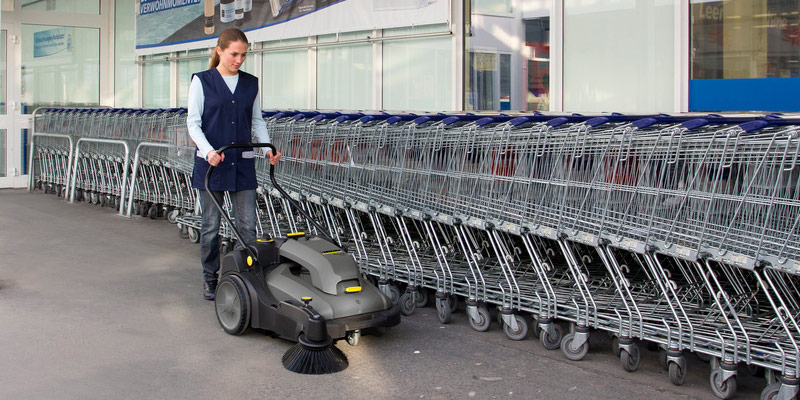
[760,382,781,400]
[561,333,589,361]
[178,224,189,239]
[188,227,200,243]
[710,369,737,399]
[436,297,452,324]
[399,291,417,316]
[503,314,529,341]
[468,304,491,332]
[415,288,430,308]
[669,361,687,386]
[215,276,250,335]
[387,284,401,306]
[346,330,361,346]
[540,324,563,350]
[167,208,180,224]
[620,345,641,372]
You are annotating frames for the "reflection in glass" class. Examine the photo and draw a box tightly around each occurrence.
[525,17,549,111]
[691,0,800,80]
[21,0,100,14]
[21,24,100,113]
[0,30,6,115]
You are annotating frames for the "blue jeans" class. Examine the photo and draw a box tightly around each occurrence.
[199,189,257,283]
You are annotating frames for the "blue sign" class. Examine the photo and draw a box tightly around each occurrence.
[139,0,202,16]
[33,28,72,58]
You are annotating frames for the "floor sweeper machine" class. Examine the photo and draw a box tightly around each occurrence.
[205,143,401,374]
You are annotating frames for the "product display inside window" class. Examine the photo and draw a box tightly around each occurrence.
[692,0,800,79]
[525,17,549,111]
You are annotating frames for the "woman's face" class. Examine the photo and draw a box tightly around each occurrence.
[216,40,247,75]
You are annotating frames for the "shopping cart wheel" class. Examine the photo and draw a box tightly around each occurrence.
[167,209,180,224]
[415,289,429,308]
[188,228,200,243]
[539,324,563,350]
[435,297,452,324]
[399,291,417,316]
[668,361,687,386]
[696,352,712,363]
[468,304,491,332]
[178,224,190,239]
[531,319,540,338]
[560,333,589,361]
[659,349,668,370]
[710,369,737,399]
[220,240,232,256]
[148,204,159,219]
[620,345,640,372]
[503,314,529,341]
[448,294,459,313]
[611,336,620,356]
[760,382,781,400]
[387,284,401,306]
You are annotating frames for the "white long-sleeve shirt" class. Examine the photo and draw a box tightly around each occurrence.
[186,73,269,159]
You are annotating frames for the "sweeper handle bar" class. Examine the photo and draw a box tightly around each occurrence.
[204,143,339,264]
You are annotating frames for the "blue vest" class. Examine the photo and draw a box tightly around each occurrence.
[191,68,259,191]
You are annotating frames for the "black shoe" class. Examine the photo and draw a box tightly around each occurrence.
[203,281,217,300]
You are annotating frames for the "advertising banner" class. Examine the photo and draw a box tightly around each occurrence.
[33,27,73,58]
[136,0,450,56]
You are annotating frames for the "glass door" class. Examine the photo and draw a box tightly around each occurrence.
[0,24,24,188]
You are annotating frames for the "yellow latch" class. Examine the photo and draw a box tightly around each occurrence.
[287,232,306,238]
[246,256,253,266]
[345,286,362,293]
[322,250,343,255]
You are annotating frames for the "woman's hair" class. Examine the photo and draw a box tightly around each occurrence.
[209,28,249,69]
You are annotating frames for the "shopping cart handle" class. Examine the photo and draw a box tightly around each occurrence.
[681,118,709,131]
[739,119,769,133]
[547,117,570,127]
[509,116,531,127]
[586,116,610,127]
[633,117,658,129]
[475,117,496,127]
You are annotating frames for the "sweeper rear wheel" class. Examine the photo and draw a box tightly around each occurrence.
[215,275,250,335]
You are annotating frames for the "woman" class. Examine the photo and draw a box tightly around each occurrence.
[186,28,281,300]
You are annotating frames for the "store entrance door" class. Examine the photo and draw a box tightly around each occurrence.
[0,22,30,188]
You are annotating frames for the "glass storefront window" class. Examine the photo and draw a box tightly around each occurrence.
[143,54,169,108]
[473,0,512,14]
[262,49,309,110]
[691,1,800,80]
[317,42,372,110]
[21,24,100,112]
[0,30,6,115]
[21,0,100,14]
[563,2,674,113]
[115,0,137,108]
[525,17,549,111]
[178,49,211,108]
[383,36,452,112]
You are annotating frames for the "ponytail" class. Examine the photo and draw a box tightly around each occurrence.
[209,51,220,69]
[209,28,248,70]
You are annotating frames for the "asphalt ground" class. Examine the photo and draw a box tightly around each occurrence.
[0,189,766,399]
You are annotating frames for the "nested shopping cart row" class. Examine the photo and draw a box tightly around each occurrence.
[30,107,800,399]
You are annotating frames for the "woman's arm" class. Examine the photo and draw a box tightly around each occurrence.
[187,76,216,160]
